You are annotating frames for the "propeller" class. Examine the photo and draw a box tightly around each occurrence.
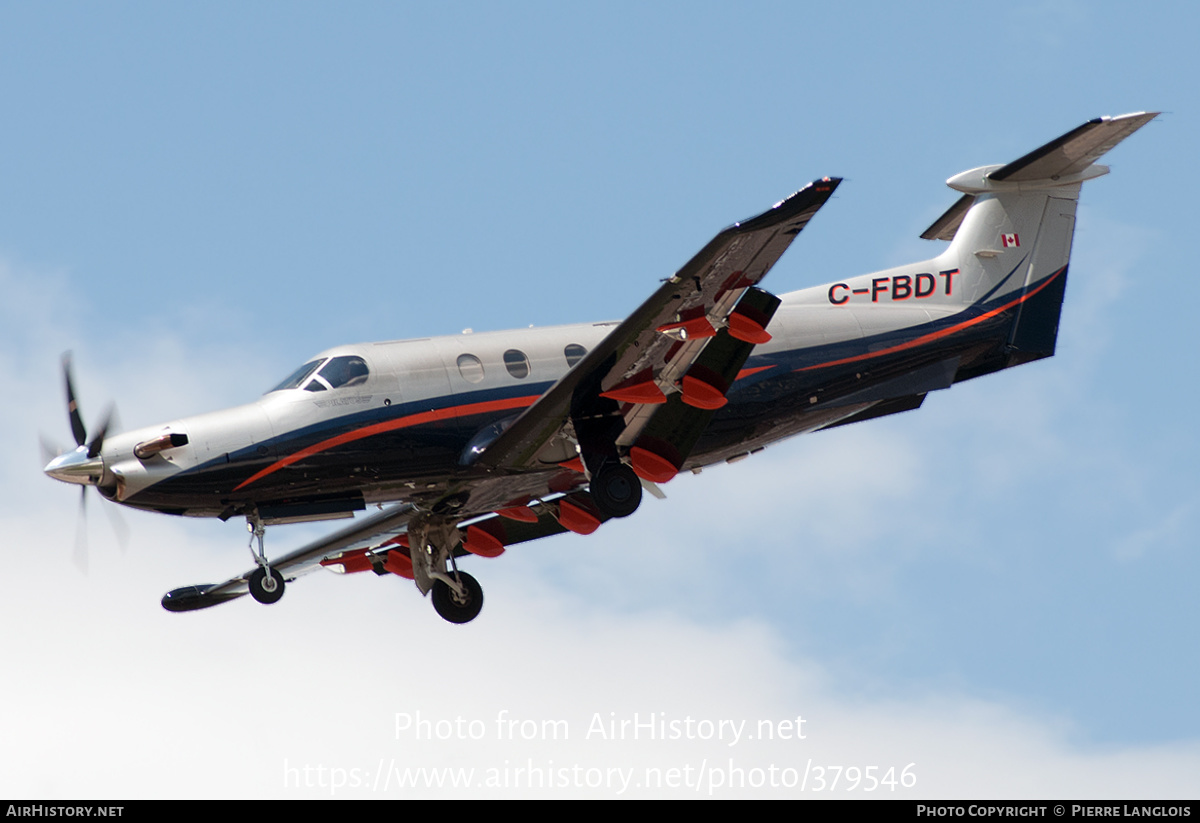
[64,353,116,460]
[43,353,128,571]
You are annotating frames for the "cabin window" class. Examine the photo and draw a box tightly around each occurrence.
[504,349,530,379]
[564,344,587,368]
[457,353,485,383]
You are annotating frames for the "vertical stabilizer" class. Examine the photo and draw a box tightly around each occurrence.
[921,112,1157,361]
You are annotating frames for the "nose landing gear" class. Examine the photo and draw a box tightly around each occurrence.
[246,510,285,605]
[248,566,285,604]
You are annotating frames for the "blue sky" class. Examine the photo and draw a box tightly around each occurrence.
[2,1,1197,798]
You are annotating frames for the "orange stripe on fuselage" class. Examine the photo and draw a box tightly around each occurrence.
[735,365,776,381]
[234,272,1062,492]
[795,267,1065,373]
[233,395,541,491]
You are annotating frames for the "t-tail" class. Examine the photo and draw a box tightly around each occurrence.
[919,111,1157,365]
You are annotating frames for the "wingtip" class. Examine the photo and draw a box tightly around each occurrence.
[1103,111,1161,126]
[760,178,841,217]
[162,584,244,611]
[779,176,841,205]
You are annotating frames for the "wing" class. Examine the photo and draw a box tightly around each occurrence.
[475,177,840,476]
[161,503,419,611]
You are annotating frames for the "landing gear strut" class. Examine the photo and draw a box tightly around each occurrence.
[246,510,285,605]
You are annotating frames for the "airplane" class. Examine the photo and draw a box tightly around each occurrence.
[43,112,1156,624]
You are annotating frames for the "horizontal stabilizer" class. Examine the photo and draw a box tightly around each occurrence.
[921,193,975,241]
[922,112,1158,241]
[989,111,1158,182]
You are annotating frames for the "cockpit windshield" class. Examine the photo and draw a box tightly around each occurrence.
[268,360,323,393]
[267,355,370,394]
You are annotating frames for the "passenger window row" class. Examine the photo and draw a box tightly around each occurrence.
[456,344,588,384]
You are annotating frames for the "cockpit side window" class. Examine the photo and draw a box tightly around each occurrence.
[268,359,323,393]
[316,356,370,389]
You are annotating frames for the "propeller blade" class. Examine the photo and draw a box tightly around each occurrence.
[102,498,130,554]
[39,434,64,467]
[87,404,116,460]
[63,353,87,448]
[72,486,88,574]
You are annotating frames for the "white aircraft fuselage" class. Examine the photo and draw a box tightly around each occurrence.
[42,112,1156,622]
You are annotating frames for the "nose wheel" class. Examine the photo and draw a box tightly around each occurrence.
[248,566,285,604]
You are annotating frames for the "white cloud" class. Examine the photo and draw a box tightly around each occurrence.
[3,505,1199,799]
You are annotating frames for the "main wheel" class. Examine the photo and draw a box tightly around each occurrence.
[248,566,285,605]
[590,463,642,518]
[431,571,484,624]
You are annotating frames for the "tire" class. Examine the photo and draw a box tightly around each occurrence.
[431,571,484,624]
[590,463,642,518]
[248,566,285,605]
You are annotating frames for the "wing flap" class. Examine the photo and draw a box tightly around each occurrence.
[460,489,615,548]
[617,288,782,479]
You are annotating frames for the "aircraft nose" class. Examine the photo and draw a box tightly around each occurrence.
[43,447,105,486]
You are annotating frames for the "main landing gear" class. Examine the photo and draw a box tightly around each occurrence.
[409,514,485,624]
[431,570,483,624]
[246,510,285,605]
[589,462,642,519]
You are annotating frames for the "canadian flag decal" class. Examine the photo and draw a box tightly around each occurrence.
[1001,233,1020,248]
